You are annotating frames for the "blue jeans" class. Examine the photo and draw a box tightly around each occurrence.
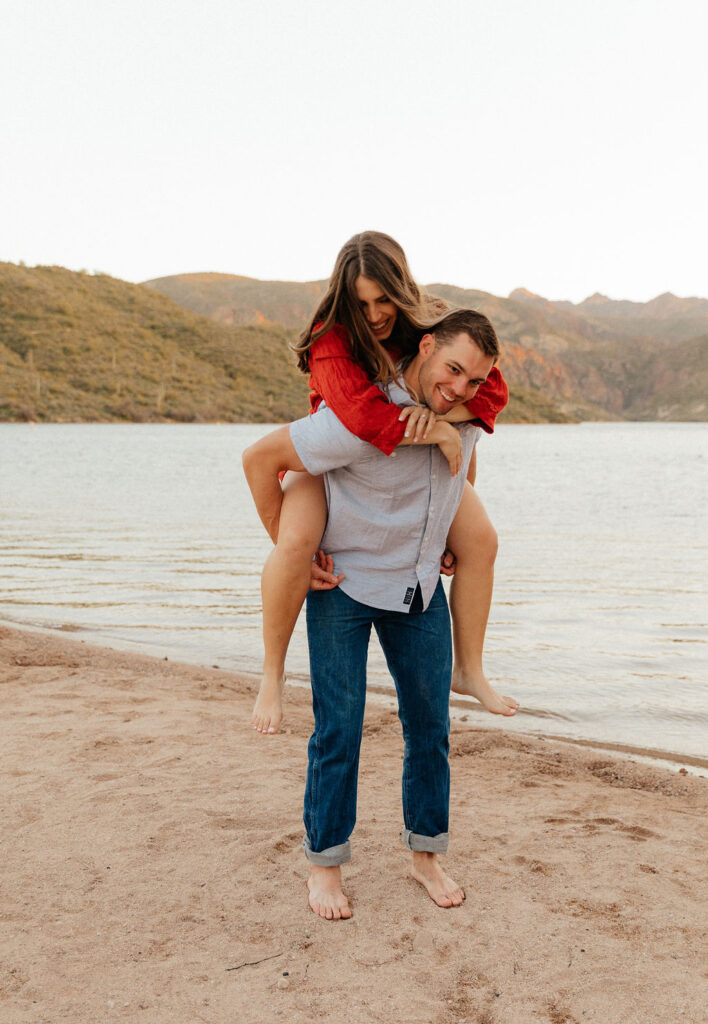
[303,580,452,866]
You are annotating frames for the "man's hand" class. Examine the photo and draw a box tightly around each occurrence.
[440,548,457,576]
[310,549,345,591]
[399,405,439,442]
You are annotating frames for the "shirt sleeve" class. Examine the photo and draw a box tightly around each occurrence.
[308,327,407,456]
[289,405,367,476]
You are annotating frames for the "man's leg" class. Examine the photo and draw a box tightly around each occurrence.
[375,580,465,908]
[304,587,372,920]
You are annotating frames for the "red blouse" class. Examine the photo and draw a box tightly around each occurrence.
[307,324,509,456]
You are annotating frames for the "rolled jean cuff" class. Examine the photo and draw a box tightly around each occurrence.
[302,836,352,866]
[400,829,449,854]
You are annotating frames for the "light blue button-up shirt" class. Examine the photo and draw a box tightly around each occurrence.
[289,379,481,613]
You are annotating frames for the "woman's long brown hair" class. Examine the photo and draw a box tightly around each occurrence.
[292,231,447,383]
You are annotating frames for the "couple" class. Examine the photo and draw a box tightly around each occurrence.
[243,232,517,920]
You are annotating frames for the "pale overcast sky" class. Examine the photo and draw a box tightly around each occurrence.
[2,0,706,302]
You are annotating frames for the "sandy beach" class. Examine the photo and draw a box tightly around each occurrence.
[2,624,707,1024]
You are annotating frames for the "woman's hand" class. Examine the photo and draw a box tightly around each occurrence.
[396,416,463,476]
[398,405,439,442]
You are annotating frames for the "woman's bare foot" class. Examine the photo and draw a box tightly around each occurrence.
[307,866,352,920]
[451,668,519,716]
[250,672,285,734]
[410,852,465,908]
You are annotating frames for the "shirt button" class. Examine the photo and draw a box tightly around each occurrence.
[432,474,436,479]
[391,452,397,458]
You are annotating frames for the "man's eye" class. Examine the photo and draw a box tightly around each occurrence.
[448,366,459,374]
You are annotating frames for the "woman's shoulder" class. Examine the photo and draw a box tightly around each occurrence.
[310,322,353,359]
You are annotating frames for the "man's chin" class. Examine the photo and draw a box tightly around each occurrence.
[431,399,458,414]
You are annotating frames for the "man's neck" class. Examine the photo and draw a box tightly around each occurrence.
[401,356,423,403]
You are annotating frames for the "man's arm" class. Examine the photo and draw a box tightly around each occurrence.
[242,426,307,543]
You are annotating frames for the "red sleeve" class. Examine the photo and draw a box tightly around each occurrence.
[463,366,509,434]
[307,325,406,456]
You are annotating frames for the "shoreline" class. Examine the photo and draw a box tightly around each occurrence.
[2,622,707,1023]
[2,614,705,774]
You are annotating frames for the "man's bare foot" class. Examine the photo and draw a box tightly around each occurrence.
[307,865,352,920]
[250,672,285,734]
[410,851,465,908]
[451,668,519,716]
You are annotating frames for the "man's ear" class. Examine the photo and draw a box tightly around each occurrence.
[419,333,435,359]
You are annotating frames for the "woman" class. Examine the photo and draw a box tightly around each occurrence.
[250,231,519,733]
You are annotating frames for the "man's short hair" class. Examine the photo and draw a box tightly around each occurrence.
[431,308,500,360]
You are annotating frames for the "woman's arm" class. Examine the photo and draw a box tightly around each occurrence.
[310,330,509,447]
[308,329,407,455]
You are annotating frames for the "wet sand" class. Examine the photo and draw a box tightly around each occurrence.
[2,625,707,1023]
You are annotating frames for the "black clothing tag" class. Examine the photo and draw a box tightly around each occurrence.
[404,587,415,605]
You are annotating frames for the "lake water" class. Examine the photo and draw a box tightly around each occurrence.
[1,422,706,761]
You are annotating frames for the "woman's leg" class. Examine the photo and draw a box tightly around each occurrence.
[447,482,519,715]
[252,471,328,735]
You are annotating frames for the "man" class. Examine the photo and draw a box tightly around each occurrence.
[242,309,499,920]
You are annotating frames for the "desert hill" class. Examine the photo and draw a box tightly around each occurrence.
[0,263,308,422]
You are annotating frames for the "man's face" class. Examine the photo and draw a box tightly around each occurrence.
[416,332,495,413]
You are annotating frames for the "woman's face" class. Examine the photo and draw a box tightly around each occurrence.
[354,275,398,342]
